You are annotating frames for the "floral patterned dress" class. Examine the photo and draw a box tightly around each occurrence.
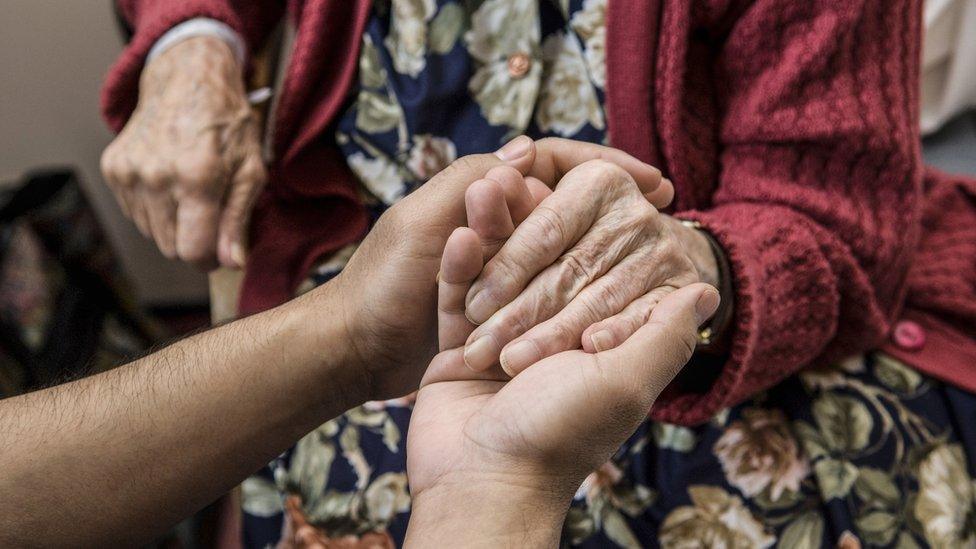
[241,1,976,547]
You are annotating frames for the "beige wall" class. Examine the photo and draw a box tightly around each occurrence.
[0,0,208,304]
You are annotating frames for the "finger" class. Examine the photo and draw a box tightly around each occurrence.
[529,137,664,194]
[465,179,515,260]
[115,186,138,220]
[483,165,534,224]
[439,227,483,351]
[175,196,221,271]
[465,160,642,325]
[100,146,135,218]
[600,283,720,401]
[463,220,650,372]
[130,195,152,239]
[217,153,266,268]
[420,349,509,388]
[525,176,552,206]
[386,152,509,246]
[493,256,667,376]
[143,189,178,260]
[493,135,537,172]
[581,286,676,353]
[644,177,675,210]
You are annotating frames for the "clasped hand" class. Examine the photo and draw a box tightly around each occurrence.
[400,139,720,543]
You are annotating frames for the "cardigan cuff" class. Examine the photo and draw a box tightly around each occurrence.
[650,203,841,425]
[147,17,246,66]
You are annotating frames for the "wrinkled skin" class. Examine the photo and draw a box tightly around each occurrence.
[101,37,265,269]
[326,138,674,401]
[404,219,719,544]
[461,159,719,376]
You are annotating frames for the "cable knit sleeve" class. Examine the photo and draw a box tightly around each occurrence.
[652,0,924,425]
[101,0,284,132]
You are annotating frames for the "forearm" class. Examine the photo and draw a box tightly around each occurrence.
[0,285,364,546]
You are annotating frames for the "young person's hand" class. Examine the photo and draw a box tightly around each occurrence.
[326,138,673,401]
[404,224,719,546]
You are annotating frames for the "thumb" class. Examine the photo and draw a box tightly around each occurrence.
[493,136,537,174]
[218,152,267,268]
[601,283,720,400]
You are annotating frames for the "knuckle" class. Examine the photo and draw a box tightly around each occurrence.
[496,309,531,340]
[593,281,625,309]
[99,146,118,178]
[444,155,485,178]
[180,154,224,185]
[631,201,658,226]
[177,244,209,265]
[526,206,566,251]
[584,159,632,191]
[140,164,171,191]
[556,253,592,292]
[237,159,268,188]
[548,318,578,347]
[487,257,523,295]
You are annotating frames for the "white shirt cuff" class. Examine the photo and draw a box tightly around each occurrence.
[147,17,246,67]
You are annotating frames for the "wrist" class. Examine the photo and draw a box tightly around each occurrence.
[142,35,242,94]
[406,476,571,547]
[665,215,719,287]
[147,18,246,66]
[676,218,735,354]
[285,282,371,414]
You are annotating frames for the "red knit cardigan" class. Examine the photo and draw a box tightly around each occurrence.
[103,0,976,425]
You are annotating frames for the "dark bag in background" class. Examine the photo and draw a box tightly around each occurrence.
[0,168,163,395]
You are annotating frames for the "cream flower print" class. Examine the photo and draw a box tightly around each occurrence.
[364,472,411,523]
[574,461,624,505]
[570,0,607,89]
[385,0,437,78]
[567,460,654,547]
[914,444,976,549]
[241,476,285,518]
[465,0,542,134]
[836,531,862,549]
[279,494,397,548]
[535,31,606,137]
[713,408,810,501]
[406,134,457,181]
[347,152,408,205]
[659,485,775,548]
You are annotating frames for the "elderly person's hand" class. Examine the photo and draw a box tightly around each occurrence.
[462,158,721,375]
[325,138,673,401]
[404,226,719,545]
[100,37,265,269]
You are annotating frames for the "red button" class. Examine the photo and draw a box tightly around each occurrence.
[892,320,926,351]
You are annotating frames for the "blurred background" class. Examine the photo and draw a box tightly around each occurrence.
[1,1,208,306]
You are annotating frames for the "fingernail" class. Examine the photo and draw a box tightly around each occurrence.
[464,335,499,371]
[494,136,532,162]
[231,243,247,268]
[499,340,540,376]
[590,330,615,352]
[465,291,496,325]
[695,288,721,325]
